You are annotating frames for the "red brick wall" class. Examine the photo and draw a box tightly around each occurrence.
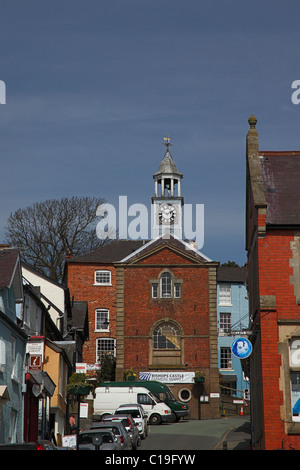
[122,263,210,372]
[257,230,300,449]
[67,263,117,364]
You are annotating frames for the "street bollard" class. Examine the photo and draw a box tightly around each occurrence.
[223,441,228,450]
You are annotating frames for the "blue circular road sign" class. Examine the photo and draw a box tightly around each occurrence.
[231,337,252,359]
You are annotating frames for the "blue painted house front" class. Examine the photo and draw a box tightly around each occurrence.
[217,266,250,403]
[0,249,27,443]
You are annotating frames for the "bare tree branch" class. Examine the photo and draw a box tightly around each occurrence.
[5,196,108,283]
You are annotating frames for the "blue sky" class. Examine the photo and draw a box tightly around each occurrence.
[1,0,300,265]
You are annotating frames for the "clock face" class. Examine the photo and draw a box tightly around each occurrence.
[158,203,177,224]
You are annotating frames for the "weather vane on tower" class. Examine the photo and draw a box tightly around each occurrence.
[163,135,172,152]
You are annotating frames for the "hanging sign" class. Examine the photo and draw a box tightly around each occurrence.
[28,354,42,371]
[231,337,252,359]
[76,363,87,374]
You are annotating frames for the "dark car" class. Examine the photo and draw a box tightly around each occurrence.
[102,414,141,450]
[0,441,57,450]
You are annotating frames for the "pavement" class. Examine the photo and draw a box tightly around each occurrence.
[214,416,252,450]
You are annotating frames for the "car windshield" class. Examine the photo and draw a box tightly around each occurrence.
[116,410,141,418]
[110,417,130,427]
[149,391,161,402]
[79,432,114,444]
[92,424,121,436]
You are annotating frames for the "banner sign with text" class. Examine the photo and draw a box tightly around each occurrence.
[139,371,195,383]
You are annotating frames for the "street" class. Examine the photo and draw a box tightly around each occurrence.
[139,416,251,450]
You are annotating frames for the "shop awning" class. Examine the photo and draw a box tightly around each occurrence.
[26,371,56,397]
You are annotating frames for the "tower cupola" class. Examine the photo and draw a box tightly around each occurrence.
[153,137,183,199]
[152,137,184,239]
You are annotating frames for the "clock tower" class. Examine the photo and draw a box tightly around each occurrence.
[152,137,184,239]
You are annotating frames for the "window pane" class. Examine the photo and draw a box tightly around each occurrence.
[219,284,231,304]
[161,273,172,298]
[96,309,109,330]
[174,283,181,298]
[97,339,115,362]
[220,347,232,369]
[95,271,111,284]
[153,322,180,349]
[220,313,231,334]
[291,372,300,421]
[152,283,158,298]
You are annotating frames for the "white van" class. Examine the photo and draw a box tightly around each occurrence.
[93,386,172,425]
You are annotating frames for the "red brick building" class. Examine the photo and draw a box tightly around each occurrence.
[246,115,300,449]
[65,142,220,419]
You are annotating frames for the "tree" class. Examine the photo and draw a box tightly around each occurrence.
[220,261,240,267]
[5,196,109,283]
[95,354,116,384]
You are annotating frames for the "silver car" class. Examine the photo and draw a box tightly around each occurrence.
[90,421,131,450]
[78,429,121,450]
[102,414,141,450]
[115,404,149,440]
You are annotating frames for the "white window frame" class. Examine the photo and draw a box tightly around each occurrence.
[220,347,232,370]
[219,312,231,335]
[95,308,110,332]
[161,273,172,298]
[219,283,232,306]
[152,283,158,298]
[96,338,116,363]
[94,270,112,286]
[174,283,181,298]
[150,272,182,299]
[289,338,300,422]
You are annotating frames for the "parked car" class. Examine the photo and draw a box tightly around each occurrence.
[78,429,120,450]
[102,414,141,450]
[0,441,57,450]
[90,421,131,450]
[115,403,149,440]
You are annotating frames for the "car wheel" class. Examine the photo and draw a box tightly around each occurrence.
[149,413,162,425]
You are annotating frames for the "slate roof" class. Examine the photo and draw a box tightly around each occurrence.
[66,237,215,265]
[217,266,246,283]
[0,249,20,289]
[259,151,300,226]
[119,236,213,264]
[67,240,145,263]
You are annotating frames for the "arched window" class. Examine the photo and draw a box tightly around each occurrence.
[160,273,172,298]
[153,321,181,350]
[150,320,183,367]
[151,271,182,299]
